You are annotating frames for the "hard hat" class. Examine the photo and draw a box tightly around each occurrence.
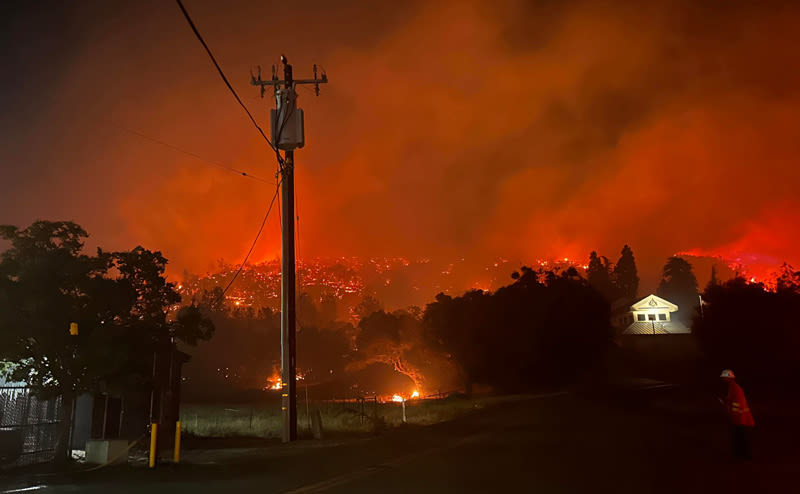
[720,369,735,379]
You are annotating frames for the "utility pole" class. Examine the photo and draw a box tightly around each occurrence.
[251,55,327,443]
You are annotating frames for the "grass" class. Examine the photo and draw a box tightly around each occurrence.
[181,395,527,439]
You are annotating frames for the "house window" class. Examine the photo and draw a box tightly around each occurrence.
[637,314,646,322]
[658,313,667,321]
[648,314,656,321]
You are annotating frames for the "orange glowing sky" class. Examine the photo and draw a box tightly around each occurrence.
[2,0,799,288]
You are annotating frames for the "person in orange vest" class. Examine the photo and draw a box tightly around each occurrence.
[720,369,754,459]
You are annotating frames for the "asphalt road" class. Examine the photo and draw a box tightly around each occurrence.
[3,389,797,493]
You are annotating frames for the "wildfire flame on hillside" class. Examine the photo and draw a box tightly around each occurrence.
[676,251,790,291]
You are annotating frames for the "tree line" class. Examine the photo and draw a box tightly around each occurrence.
[5,220,798,425]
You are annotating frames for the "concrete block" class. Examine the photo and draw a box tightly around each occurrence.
[85,439,129,465]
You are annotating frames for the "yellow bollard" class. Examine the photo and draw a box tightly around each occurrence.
[149,423,158,468]
[173,421,181,463]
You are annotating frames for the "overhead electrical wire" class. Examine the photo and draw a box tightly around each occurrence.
[277,174,283,234]
[295,184,302,293]
[112,123,271,184]
[175,0,289,295]
[221,180,281,296]
[175,0,283,167]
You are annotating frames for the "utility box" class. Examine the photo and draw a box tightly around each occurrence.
[270,107,305,150]
[85,439,129,465]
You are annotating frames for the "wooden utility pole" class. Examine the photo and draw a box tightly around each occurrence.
[251,55,327,442]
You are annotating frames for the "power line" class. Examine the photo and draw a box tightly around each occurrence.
[297,85,317,97]
[112,122,271,184]
[175,0,292,297]
[174,0,283,166]
[277,173,283,235]
[295,183,302,292]
[221,179,282,296]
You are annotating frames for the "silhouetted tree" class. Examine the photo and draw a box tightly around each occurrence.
[424,267,611,394]
[297,292,320,330]
[348,309,432,391]
[775,263,800,294]
[356,311,403,347]
[612,245,639,300]
[694,277,800,391]
[423,290,491,395]
[353,294,382,322]
[657,257,699,322]
[198,286,226,313]
[0,222,213,462]
[403,305,423,320]
[113,246,213,342]
[318,293,338,327]
[706,265,719,292]
[587,251,616,301]
[297,326,350,383]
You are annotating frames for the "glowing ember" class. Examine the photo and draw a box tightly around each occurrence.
[410,390,420,399]
[392,394,404,402]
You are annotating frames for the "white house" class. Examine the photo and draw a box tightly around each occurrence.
[612,294,690,335]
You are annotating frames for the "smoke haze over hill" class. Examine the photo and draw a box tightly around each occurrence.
[2,0,799,284]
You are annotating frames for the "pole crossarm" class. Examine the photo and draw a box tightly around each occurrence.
[252,77,329,87]
[251,60,328,97]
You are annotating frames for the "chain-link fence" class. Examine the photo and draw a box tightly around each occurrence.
[0,387,62,468]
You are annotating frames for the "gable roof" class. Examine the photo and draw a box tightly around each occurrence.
[630,294,678,312]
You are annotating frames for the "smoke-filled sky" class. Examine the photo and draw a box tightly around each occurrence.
[2,0,799,287]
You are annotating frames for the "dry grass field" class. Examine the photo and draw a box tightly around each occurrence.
[180,394,528,438]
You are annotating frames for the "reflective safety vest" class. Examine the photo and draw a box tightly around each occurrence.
[726,381,755,427]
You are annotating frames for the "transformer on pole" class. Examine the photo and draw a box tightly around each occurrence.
[251,55,327,443]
